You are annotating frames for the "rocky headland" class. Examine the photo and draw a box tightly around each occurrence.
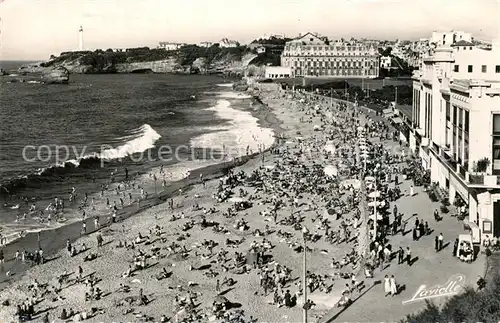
[17,45,271,77]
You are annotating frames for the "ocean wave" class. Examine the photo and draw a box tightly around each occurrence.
[216,83,233,87]
[190,100,275,158]
[0,124,161,196]
[216,92,253,99]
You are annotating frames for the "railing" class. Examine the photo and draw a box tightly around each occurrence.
[469,174,484,185]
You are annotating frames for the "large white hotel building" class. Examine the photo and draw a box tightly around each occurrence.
[410,31,500,240]
[280,32,380,78]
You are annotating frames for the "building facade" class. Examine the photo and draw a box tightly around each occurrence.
[265,66,291,79]
[280,32,379,78]
[199,42,215,48]
[158,42,186,51]
[410,34,500,241]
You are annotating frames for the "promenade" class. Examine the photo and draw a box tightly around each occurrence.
[319,105,486,322]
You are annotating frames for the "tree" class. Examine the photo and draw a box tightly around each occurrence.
[381,47,393,57]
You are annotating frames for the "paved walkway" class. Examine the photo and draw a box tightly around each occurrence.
[320,154,486,322]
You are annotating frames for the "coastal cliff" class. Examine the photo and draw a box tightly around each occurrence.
[19,46,269,76]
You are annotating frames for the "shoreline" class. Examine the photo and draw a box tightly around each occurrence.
[0,83,371,323]
[0,89,284,291]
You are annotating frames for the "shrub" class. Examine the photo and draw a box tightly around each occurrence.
[473,157,490,173]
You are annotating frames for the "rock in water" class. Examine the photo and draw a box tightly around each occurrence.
[41,66,69,84]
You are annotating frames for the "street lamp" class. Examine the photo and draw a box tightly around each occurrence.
[368,185,381,240]
[302,225,310,323]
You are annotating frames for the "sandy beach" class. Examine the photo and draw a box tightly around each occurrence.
[0,83,374,323]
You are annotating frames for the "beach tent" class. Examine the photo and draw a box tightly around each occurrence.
[367,201,383,208]
[324,143,336,154]
[369,213,383,220]
[323,165,338,177]
[313,125,322,131]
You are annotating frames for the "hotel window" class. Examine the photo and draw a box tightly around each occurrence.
[453,105,457,125]
[496,65,500,73]
[482,65,487,73]
[454,65,459,72]
[468,65,473,73]
[458,129,463,164]
[446,101,451,121]
[458,108,463,130]
[493,114,500,174]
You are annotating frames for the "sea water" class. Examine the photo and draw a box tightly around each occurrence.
[0,71,274,238]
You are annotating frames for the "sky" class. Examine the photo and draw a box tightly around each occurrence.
[1,0,499,60]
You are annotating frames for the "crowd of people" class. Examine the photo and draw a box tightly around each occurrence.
[0,83,480,322]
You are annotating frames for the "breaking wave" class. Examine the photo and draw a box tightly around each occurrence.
[0,124,161,196]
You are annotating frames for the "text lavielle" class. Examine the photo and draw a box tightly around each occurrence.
[402,274,465,305]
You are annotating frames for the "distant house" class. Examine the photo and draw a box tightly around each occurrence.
[199,41,215,48]
[265,66,291,79]
[158,42,186,51]
[256,46,266,54]
[248,36,290,54]
[219,38,239,48]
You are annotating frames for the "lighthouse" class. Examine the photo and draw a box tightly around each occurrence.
[78,26,84,51]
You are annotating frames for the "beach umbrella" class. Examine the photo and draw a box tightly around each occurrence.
[323,165,338,177]
[327,208,336,215]
[313,125,321,131]
[324,144,336,154]
[359,145,368,150]
[365,176,376,182]
[368,191,381,199]
[357,126,364,131]
[229,197,245,203]
[369,213,383,220]
[367,201,383,208]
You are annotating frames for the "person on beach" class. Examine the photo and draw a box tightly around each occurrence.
[94,216,100,230]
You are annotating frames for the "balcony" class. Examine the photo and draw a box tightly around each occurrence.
[430,145,500,188]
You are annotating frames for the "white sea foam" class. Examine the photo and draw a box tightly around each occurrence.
[35,124,161,172]
[216,83,233,87]
[190,100,275,158]
[216,92,253,99]
[99,124,162,160]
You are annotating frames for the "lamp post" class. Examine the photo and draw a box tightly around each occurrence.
[302,226,309,323]
[368,181,381,241]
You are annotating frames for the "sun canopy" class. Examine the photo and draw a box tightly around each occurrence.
[323,165,338,177]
